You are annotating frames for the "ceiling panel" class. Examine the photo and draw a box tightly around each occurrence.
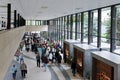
[0,0,120,20]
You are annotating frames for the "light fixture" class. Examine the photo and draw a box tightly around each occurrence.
[41,6,48,9]
[38,11,42,14]
[75,7,82,10]
[63,12,67,14]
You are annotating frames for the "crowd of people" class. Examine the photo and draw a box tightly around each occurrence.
[10,33,63,80]
[11,51,27,80]
[10,32,78,80]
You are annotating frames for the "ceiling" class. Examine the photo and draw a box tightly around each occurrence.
[0,0,120,20]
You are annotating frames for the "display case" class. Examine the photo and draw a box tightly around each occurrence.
[92,51,120,80]
[74,47,84,76]
[63,40,80,63]
[74,44,98,78]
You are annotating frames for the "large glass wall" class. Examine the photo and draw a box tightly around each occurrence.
[48,4,120,55]
[26,20,46,26]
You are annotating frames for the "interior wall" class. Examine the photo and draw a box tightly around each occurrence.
[0,27,26,80]
[25,25,48,32]
[0,25,48,79]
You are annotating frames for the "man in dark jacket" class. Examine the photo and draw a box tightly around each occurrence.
[71,61,76,76]
[36,53,40,67]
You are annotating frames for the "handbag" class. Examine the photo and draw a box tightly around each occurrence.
[15,70,17,73]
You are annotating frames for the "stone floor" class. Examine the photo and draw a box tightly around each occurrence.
[4,48,82,80]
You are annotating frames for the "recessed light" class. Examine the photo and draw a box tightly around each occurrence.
[41,6,48,9]
[38,11,42,14]
[63,12,67,14]
[75,8,82,10]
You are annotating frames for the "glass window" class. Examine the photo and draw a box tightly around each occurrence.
[26,20,31,25]
[114,6,120,54]
[68,15,71,39]
[65,16,67,39]
[91,10,98,47]
[83,12,88,43]
[101,8,111,49]
[72,15,76,39]
[77,13,81,41]
[61,17,64,41]
[31,20,35,25]
[35,20,39,25]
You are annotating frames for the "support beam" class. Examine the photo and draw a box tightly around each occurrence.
[67,16,69,39]
[88,11,93,44]
[110,5,117,52]
[14,10,17,28]
[75,13,78,40]
[70,15,73,39]
[7,3,11,29]
[81,12,84,43]
[97,8,101,48]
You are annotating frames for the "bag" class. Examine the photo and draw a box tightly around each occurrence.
[15,70,17,73]
[44,57,49,63]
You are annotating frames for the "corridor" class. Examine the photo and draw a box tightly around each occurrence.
[4,47,81,80]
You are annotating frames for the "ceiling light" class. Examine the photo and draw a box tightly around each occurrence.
[63,12,67,14]
[41,6,48,9]
[75,8,82,10]
[38,11,42,14]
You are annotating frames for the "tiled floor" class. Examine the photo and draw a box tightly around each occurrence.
[4,48,82,80]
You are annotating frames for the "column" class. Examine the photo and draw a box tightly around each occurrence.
[18,14,20,27]
[81,12,84,43]
[97,8,101,48]
[67,15,69,39]
[7,3,11,29]
[110,5,117,52]
[88,10,93,44]
[14,10,17,28]
[75,13,77,40]
[70,15,73,39]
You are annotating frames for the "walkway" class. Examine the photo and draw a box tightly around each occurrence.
[4,48,81,80]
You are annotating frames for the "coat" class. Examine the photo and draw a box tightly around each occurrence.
[20,63,27,70]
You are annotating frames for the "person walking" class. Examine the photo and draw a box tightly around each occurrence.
[10,64,17,80]
[36,53,40,67]
[20,61,27,78]
[19,52,23,64]
[42,55,49,71]
[48,51,53,64]
[71,61,76,76]
[57,53,62,64]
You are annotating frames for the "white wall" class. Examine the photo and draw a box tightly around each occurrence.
[0,27,25,79]
[0,25,48,79]
[25,25,48,32]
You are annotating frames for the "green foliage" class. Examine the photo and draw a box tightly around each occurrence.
[117,9,120,45]
[67,56,73,64]
[103,8,120,45]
